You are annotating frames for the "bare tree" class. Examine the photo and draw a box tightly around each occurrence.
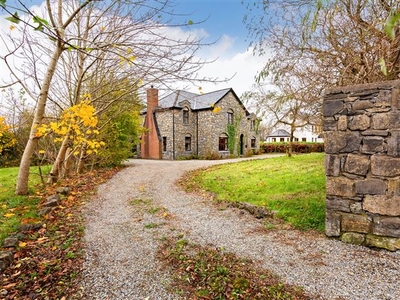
[1,0,219,194]
[243,0,400,134]
[244,0,400,85]
[244,74,319,156]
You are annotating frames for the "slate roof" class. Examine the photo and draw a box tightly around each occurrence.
[158,88,247,112]
[268,129,291,137]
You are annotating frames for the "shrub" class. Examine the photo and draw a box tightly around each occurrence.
[261,142,324,154]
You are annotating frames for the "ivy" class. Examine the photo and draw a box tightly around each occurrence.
[226,115,242,155]
[227,124,235,154]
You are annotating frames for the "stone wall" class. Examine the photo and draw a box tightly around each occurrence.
[323,80,400,251]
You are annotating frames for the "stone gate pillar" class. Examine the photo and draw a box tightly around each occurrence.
[323,80,400,251]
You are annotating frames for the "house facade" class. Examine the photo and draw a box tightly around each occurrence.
[265,125,324,143]
[140,87,260,160]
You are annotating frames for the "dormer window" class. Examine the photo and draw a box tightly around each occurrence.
[183,108,189,124]
[227,109,234,125]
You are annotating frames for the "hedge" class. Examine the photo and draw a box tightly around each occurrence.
[261,142,324,154]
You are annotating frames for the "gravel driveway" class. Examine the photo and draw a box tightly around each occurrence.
[81,156,400,300]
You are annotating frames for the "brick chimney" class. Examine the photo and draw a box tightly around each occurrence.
[141,87,162,159]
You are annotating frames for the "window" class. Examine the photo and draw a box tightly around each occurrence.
[183,108,189,124]
[227,110,234,125]
[272,138,276,142]
[219,134,228,151]
[302,138,307,142]
[162,137,167,152]
[185,135,191,151]
[250,120,255,130]
[280,138,285,142]
[251,137,256,148]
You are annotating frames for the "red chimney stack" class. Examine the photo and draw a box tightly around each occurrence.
[141,87,162,159]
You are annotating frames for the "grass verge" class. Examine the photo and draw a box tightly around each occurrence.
[158,236,315,300]
[180,153,326,232]
[0,166,120,299]
[0,165,51,244]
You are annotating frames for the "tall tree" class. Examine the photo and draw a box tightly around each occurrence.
[243,0,400,147]
[245,0,400,85]
[1,0,216,194]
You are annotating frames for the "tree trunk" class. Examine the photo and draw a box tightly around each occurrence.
[76,143,87,174]
[16,45,64,194]
[47,136,70,184]
[288,124,295,157]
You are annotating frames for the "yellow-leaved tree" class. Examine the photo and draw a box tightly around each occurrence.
[0,116,16,155]
[35,96,105,182]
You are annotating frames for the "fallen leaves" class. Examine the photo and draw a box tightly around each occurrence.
[0,167,121,299]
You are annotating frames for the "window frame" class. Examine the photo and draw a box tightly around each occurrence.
[185,135,192,152]
[183,108,189,125]
[227,110,234,125]
[251,137,256,148]
[219,134,229,151]
[250,120,255,130]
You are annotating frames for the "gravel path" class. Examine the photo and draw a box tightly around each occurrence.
[81,156,400,300]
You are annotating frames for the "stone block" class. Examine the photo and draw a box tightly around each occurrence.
[323,99,344,117]
[45,194,60,207]
[365,234,400,251]
[377,89,392,104]
[323,118,337,131]
[350,202,363,214]
[325,154,341,176]
[389,111,400,128]
[348,115,370,131]
[392,88,399,109]
[0,251,13,271]
[56,187,70,195]
[371,155,400,177]
[325,212,341,237]
[354,179,386,195]
[326,197,351,212]
[341,213,371,233]
[337,116,348,131]
[326,177,355,197]
[361,137,384,154]
[324,132,361,153]
[351,100,373,111]
[387,131,400,157]
[2,237,18,248]
[360,130,389,137]
[364,195,400,216]
[344,154,370,176]
[373,216,400,237]
[388,179,400,196]
[371,113,389,130]
[341,232,365,245]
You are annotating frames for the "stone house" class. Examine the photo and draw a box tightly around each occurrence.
[140,87,260,160]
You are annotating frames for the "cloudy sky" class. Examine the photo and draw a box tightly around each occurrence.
[174,0,266,95]
[0,0,266,97]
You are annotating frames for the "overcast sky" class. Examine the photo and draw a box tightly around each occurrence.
[0,0,267,97]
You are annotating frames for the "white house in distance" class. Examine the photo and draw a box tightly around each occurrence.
[265,125,324,143]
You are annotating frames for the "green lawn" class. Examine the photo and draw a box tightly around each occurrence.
[192,153,326,232]
[0,165,51,243]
